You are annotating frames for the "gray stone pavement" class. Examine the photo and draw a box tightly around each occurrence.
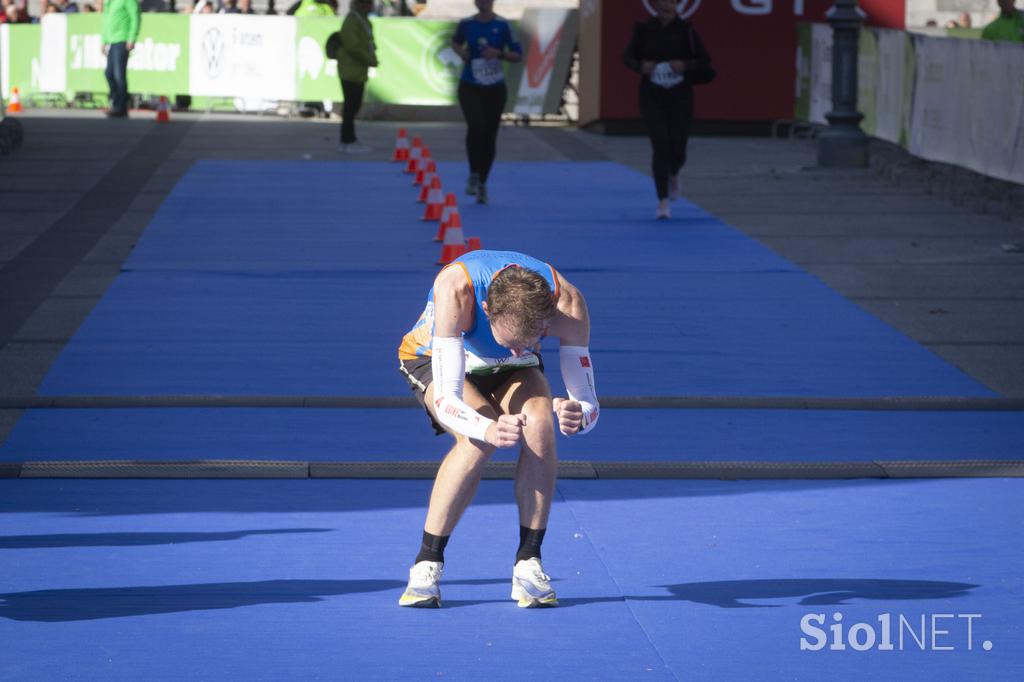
[1,109,1022,443]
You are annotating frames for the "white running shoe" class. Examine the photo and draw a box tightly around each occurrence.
[511,558,558,608]
[342,142,372,155]
[399,560,443,608]
[655,201,671,220]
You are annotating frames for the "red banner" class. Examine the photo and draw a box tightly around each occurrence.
[593,0,904,122]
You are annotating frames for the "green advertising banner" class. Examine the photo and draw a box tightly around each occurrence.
[7,16,518,107]
[295,17,343,102]
[368,19,461,106]
[293,18,466,105]
[66,14,189,98]
[2,24,40,99]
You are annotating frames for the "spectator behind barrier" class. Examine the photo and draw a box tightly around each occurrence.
[101,0,141,117]
[982,0,1024,41]
[1,0,32,23]
[335,0,377,153]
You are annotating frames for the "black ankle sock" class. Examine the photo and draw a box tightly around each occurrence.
[516,526,546,563]
[415,531,449,564]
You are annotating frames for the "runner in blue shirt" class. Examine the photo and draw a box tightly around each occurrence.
[451,0,522,204]
[397,250,600,609]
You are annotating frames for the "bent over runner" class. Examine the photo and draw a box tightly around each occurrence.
[397,249,599,608]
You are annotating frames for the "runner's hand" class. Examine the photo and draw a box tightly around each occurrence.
[552,397,583,436]
[486,414,526,448]
[669,59,686,73]
[641,60,655,75]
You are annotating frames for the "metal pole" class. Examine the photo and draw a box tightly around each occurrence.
[817,0,869,167]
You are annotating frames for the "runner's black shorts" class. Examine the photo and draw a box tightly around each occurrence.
[399,356,545,436]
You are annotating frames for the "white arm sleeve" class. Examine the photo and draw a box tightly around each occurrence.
[558,345,600,435]
[431,336,494,442]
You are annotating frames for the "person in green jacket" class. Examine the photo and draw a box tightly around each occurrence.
[293,0,335,17]
[982,0,1024,42]
[336,0,378,153]
[101,0,140,118]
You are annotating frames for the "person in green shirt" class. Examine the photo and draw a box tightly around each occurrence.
[336,0,378,153]
[100,0,140,118]
[293,0,335,18]
[982,0,1024,42]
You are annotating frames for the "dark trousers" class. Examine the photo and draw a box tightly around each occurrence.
[340,80,366,144]
[457,81,506,183]
[105,42,130,114]
[638,82,694,199]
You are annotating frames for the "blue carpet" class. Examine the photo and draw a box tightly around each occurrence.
[1,478,1019,680]
[2,407,1023,461]
[36,160,989,398]
[3,158,1005,464]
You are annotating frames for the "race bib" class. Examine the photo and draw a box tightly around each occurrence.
[651,62,684,89]
[464,349,539,376]
[471,58,504,86]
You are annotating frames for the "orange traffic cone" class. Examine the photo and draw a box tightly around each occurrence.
[417,171,437,202]
[405,146,423,174]
[392,128,410,161]
[435,193,459,240]
[7,87,23,114]
[466,236,482,252]
[156,96,170,123]
[421,145,432,160]
[422,177,444,221]
[437,223,468,265]
[414,160,437,187]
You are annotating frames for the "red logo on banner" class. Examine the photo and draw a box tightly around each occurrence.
[580,356,591,368]
[526,23,564,88]
[642,0,703,19]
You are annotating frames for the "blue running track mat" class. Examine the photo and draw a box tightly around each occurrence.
[34,160,991,398]
[4,159,1014,464]
[1,478,1020,680]
[3,407,1024,461]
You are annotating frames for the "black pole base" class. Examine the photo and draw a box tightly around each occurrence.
[818,125,869,168]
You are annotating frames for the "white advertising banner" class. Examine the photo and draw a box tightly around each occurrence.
[800,24,1024,184]
[39,14,67,95]
[188,15,297,101]
[961,39,1024,184]
[808,23,832,125]
[513,8,570,115]
[908,35,964,168]
[909,35,1024,184]
[872,28,909,146]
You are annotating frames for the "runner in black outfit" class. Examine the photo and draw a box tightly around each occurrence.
[623,0,714,220]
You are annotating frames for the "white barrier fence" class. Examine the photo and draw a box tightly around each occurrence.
[798,26,1024,185]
